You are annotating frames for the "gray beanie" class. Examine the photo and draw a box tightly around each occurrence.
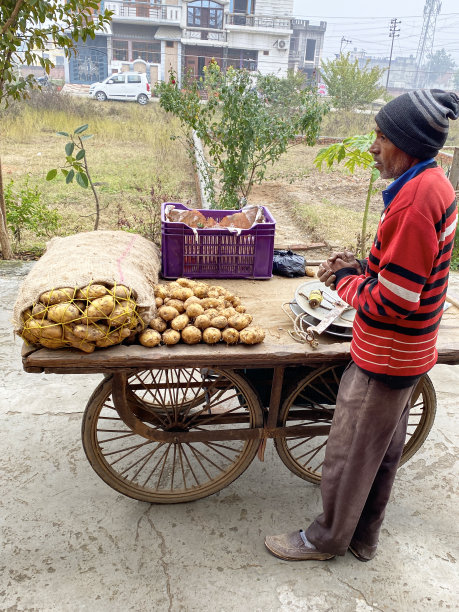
[375,89,459,159]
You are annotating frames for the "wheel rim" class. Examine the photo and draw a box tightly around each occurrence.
[274,365,436,484]
[95,92,106,101]
[82,368,262,502]
[138,94,147,104]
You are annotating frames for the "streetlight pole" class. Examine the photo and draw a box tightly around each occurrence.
[386,18,401,91]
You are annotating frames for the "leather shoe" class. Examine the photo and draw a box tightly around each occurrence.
[265,530,335,561]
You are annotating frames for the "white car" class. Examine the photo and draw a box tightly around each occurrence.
[89,72,151,105]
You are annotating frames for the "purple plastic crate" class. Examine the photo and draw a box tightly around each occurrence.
[161,203,276,279]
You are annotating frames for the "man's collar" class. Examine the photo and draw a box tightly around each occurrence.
[382,158,436,208]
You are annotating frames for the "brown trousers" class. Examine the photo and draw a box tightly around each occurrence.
[306,362,418,556]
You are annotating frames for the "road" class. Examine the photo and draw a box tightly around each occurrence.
[1,261,458,611]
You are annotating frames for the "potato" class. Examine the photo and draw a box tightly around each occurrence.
[204,308,219,320]
[21,328,39,345]
[186,303,204,318]
[162,328,181,345]
[40,287,75,305]
[176,278,195,288]
[47,302,81,324]
[235,305,246,313]
[22,308,33,322]
[202,327,221,344]
[70,339,96,353]
[181,325,202,345]
[25,318,63,340]
[193,283,208,298]
[220,307,237,319]
[109,300,136,326]
[239,326,265,345]
[165,298,185,313]
[171,314,189,331]
[169,286,188,301]
[111,284,133,299]
[139,329,161,347]
[201,297,220,309]
[194,314,212,330]
[86,295,116,320]
[154,285,168,300]
[230,296,242,307]
[155,297,164,308]
[32,302,48,320]
[72,323,109,342]
[76,284,108,300]
[184,296,201,308]
[158,305,179,321]
[149,317,167,333]
[228,314,252,331]
[210,315,228,330]
[95,327,130,347]
[39,337,68,350]
[222,328,240,345]
[207,289,220,299]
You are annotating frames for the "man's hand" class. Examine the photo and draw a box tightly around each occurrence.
[317,250,363,290]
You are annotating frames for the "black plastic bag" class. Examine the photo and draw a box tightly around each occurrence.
[272,249,305,277]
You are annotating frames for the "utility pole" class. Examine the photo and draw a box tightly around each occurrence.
[386,18,401,91]
[340,36,352,56]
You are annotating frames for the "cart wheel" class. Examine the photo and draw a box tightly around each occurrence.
[82,368,263,503]
[274,364,436,484]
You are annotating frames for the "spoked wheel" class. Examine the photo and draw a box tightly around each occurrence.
[274,364,436,484]
[82,368,263,503]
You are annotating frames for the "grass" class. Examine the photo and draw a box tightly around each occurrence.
[0,91,196,253]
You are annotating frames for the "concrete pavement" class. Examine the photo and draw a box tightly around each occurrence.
[1,261,458,611]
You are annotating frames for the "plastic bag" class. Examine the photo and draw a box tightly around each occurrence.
[272,249,305,278]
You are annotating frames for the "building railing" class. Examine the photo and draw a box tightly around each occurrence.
[182,28,227,42]
[226,13,291,29]
[104,1,181,22]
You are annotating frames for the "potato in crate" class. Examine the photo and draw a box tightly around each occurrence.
[161,203,276,279]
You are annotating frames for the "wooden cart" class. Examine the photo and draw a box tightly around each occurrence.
[21,277,459,504]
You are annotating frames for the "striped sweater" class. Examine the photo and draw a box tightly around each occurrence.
[335,164,457,386]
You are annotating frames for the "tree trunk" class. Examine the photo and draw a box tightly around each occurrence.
[0,156,14,260]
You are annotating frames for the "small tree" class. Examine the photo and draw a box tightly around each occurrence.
[158,63,328,209]
[314,132,379,258]
[425,49,456,87]
[320,54,386,111]
[0,0,112,259]
[47,124,101,230]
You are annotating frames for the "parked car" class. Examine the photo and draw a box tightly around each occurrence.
[89,72,151,105]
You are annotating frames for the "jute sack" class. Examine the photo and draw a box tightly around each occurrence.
[13,230,160,333]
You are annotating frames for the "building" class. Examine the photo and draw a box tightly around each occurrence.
[66,1,325,85]
[349,50,418,90]
[288,19,327,82]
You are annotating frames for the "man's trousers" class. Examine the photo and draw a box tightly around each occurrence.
[306,361,418,556]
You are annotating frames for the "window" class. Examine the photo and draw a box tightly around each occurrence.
[227,49,258,71]
[132,41,161,63]
[110,74,126,84]
[166,41,174,48]
[305,39,316,62]
[55,56,65,66]
[187,0,223,29]
[113,40,128,61]
[127,74,142,83]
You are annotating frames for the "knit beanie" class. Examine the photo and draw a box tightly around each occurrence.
[375,89,459,159]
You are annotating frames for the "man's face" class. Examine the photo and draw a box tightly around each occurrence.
[369,127,420,179]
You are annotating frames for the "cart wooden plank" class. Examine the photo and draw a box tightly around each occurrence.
[22,276,459,373]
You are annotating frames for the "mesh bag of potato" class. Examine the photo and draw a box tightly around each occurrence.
[13,231,160,353]
[138,278,265,347]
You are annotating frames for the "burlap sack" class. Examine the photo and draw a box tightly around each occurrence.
[13,230,160,332]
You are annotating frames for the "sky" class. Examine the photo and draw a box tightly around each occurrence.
[292,0,459,66]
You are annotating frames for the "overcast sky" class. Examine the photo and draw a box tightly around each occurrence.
[292,0,459,65]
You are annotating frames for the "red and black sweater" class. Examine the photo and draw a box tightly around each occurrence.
[335,164,457,387]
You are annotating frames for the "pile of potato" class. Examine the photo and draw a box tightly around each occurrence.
[138,279,265,348]
[20,283,144,353]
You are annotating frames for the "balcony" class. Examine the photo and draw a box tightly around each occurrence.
[104,1,180,24]
[182,28,227,43]
[226,13,292,30]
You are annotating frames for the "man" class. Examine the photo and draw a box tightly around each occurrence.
[265,89,459,562]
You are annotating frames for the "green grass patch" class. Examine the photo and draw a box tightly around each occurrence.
[0,93,196,253]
